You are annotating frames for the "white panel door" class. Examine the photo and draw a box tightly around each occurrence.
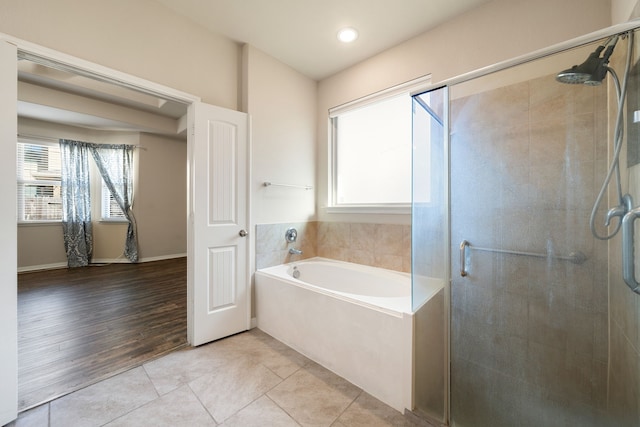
[188,102,250,346]
[0,40,18,425]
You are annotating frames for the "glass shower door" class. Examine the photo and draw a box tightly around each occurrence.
[412,86,448,423]
[448,33,636,427]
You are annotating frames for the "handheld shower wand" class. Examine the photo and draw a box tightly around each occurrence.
[556,35,619,86]
[556,32,633,241]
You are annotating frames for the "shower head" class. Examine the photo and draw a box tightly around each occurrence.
[556,46,604,84]
[556,36,619,85]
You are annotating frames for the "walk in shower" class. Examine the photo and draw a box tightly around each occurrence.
[412,23,640,427]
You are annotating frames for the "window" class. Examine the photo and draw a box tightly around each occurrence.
[17,139,131,223]
[328,76,430,213]
[101,180,126,221]
[17,141,62,222]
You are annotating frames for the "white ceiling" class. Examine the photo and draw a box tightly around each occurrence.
[18,60,189,137]
[19,0,494,132]
[155,0,493,80]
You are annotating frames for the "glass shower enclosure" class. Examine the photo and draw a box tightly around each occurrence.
[412,24,640,427]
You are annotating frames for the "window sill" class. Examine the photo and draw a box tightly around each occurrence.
[18,221,61,227]
[99,219,129,224]
[325,204,411,215]
[18,220,129,226]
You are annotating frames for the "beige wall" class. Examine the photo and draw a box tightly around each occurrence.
[243,45,317,225]
[612,0,640,22]
[317,0,613,225]
[135,133,187,260]
[0,0,240,109]
[242,45,317,319]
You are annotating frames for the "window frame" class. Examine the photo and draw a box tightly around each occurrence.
[16,138,62,224]
[17,137,132,225]
[327,75,430,214]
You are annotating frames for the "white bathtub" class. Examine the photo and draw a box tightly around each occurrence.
[255,257,443,413]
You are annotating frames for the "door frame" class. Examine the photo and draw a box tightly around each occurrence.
[0,32,252,421]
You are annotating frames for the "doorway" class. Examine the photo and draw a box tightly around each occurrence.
[16,57,190,410]
[1,37,251,425]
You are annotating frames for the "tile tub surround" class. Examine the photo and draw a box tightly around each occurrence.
[256,221,412,273]
[255,222,318,269]
[7,329,437,427]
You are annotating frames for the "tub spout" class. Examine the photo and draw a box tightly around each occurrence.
[289,247,303,255]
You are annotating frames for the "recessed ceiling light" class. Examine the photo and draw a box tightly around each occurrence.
[337,27,358,43]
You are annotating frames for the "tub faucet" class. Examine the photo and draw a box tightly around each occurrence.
[289,247,303,255]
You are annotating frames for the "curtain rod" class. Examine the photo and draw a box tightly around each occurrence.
[17,133,146,149]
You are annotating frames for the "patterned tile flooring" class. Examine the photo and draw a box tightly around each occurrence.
[7,329,436,427]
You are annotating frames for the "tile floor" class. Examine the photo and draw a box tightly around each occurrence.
[7,329,437,427]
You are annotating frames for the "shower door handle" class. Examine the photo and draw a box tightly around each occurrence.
[460,240,469,277]
[621,208,640,294]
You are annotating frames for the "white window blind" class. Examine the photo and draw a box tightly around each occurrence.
[328,75,430,212]
[17,142,62,222]
[101,180,126,220]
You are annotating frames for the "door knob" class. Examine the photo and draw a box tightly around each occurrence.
[238,229,248,237]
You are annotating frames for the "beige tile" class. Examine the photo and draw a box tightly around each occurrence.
[401,255,411,273]
[349,249,375,266]
[189,358,282,423]
[319,222,350,248]
[529,74,595,124]
[297,221,318,250]
[143,342,237,395]
[104,385,215,427]
[351,223,377,250]
[318,246,349,262]
[317,221,330,247]
[256,250,288,269]
[373,254,403,272]
[9,403,49,427]
[529,113,595,166]
[220,395,298,427]
[452,81,529,132]
[337,392,421,427]
[256,223,287,254]
[218,329,311,379]
[402,225,412,259]
[49,367,158,427]
[267,363,361,426]
[374,224,404,256]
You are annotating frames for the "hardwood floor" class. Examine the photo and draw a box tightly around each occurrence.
[17,258,187,411]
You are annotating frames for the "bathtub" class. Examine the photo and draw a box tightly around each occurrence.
[255,257,443,413]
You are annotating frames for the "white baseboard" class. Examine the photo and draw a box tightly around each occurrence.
[18,262,67,273]
[250,317,257,329]
[139,253,187,263]
[18,253,187,273]
[92,253,187,264]
[91,258,131,264]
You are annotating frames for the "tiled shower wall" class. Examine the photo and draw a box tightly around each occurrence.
[255,221,411,273]
[607,42,640,425]
[449,70,610,426]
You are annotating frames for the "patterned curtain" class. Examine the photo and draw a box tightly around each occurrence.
[89,144,139,262]
[59,139,93,267]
